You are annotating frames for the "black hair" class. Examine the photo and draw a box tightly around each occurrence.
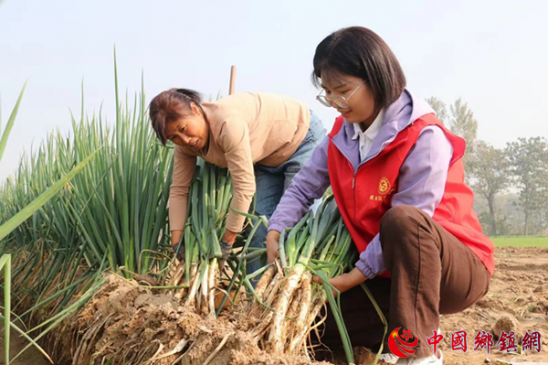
[149,88,203,145]
[312,26,406,108]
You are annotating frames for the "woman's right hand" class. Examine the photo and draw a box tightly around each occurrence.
[266,230,281,263]
[171,230,184,246]
[171,230,185,261]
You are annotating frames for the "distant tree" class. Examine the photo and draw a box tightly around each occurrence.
[506,137,548,235]
[426,97,448,125]
[449,99,478,174]
[474,193,524,235]
[449,98,478,148]
[478,212,510,236]
[468,141,510,235]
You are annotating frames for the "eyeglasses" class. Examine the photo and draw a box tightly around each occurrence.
[316,81,366,109]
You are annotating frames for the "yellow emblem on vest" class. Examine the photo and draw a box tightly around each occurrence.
[378,177,391,195]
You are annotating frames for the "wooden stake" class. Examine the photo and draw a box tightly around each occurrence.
[229,65,237,95]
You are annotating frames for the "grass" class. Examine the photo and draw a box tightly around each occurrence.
[491,236,548,247]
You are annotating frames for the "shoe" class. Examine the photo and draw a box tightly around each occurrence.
[397,350,443,364]
[379,353,398,364]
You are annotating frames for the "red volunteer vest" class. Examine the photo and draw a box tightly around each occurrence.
[328,114,495,277]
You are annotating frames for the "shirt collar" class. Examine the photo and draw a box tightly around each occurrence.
[352,109,385,140]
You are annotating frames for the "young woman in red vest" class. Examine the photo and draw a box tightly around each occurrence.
[266,27,494,364]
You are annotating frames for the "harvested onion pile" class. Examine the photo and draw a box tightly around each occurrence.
[246,196,356,356]
[164,160,234,317]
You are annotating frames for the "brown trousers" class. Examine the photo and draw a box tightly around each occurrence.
[319,205,491,358]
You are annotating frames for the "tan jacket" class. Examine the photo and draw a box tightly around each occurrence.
[169,92,311,233]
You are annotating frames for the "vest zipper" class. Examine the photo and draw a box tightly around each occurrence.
[354,174,357,220]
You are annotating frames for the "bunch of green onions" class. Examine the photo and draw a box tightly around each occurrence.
[245,195,358,360]
[163,160,235,317]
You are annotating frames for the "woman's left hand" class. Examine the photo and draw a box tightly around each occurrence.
[219,229,238,269]
[222,229,237,244]
[313,268,368,297]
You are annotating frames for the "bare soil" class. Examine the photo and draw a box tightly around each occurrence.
[0,328,50,365]
[439,247,548,364]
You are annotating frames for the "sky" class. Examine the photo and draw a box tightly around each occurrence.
[1,0,547,181]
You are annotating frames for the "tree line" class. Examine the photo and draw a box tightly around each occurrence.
[427,97,548,236]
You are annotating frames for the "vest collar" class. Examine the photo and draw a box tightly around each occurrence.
[331,89,435,171]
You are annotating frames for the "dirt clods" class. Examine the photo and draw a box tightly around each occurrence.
[492,315,521,340]
[62,274,329,365]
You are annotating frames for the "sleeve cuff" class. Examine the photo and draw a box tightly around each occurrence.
[355,259,375,280]
[354,233,385,280]
[268,223,285,233]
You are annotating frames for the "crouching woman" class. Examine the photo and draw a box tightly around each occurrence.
[266,26,494,364]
